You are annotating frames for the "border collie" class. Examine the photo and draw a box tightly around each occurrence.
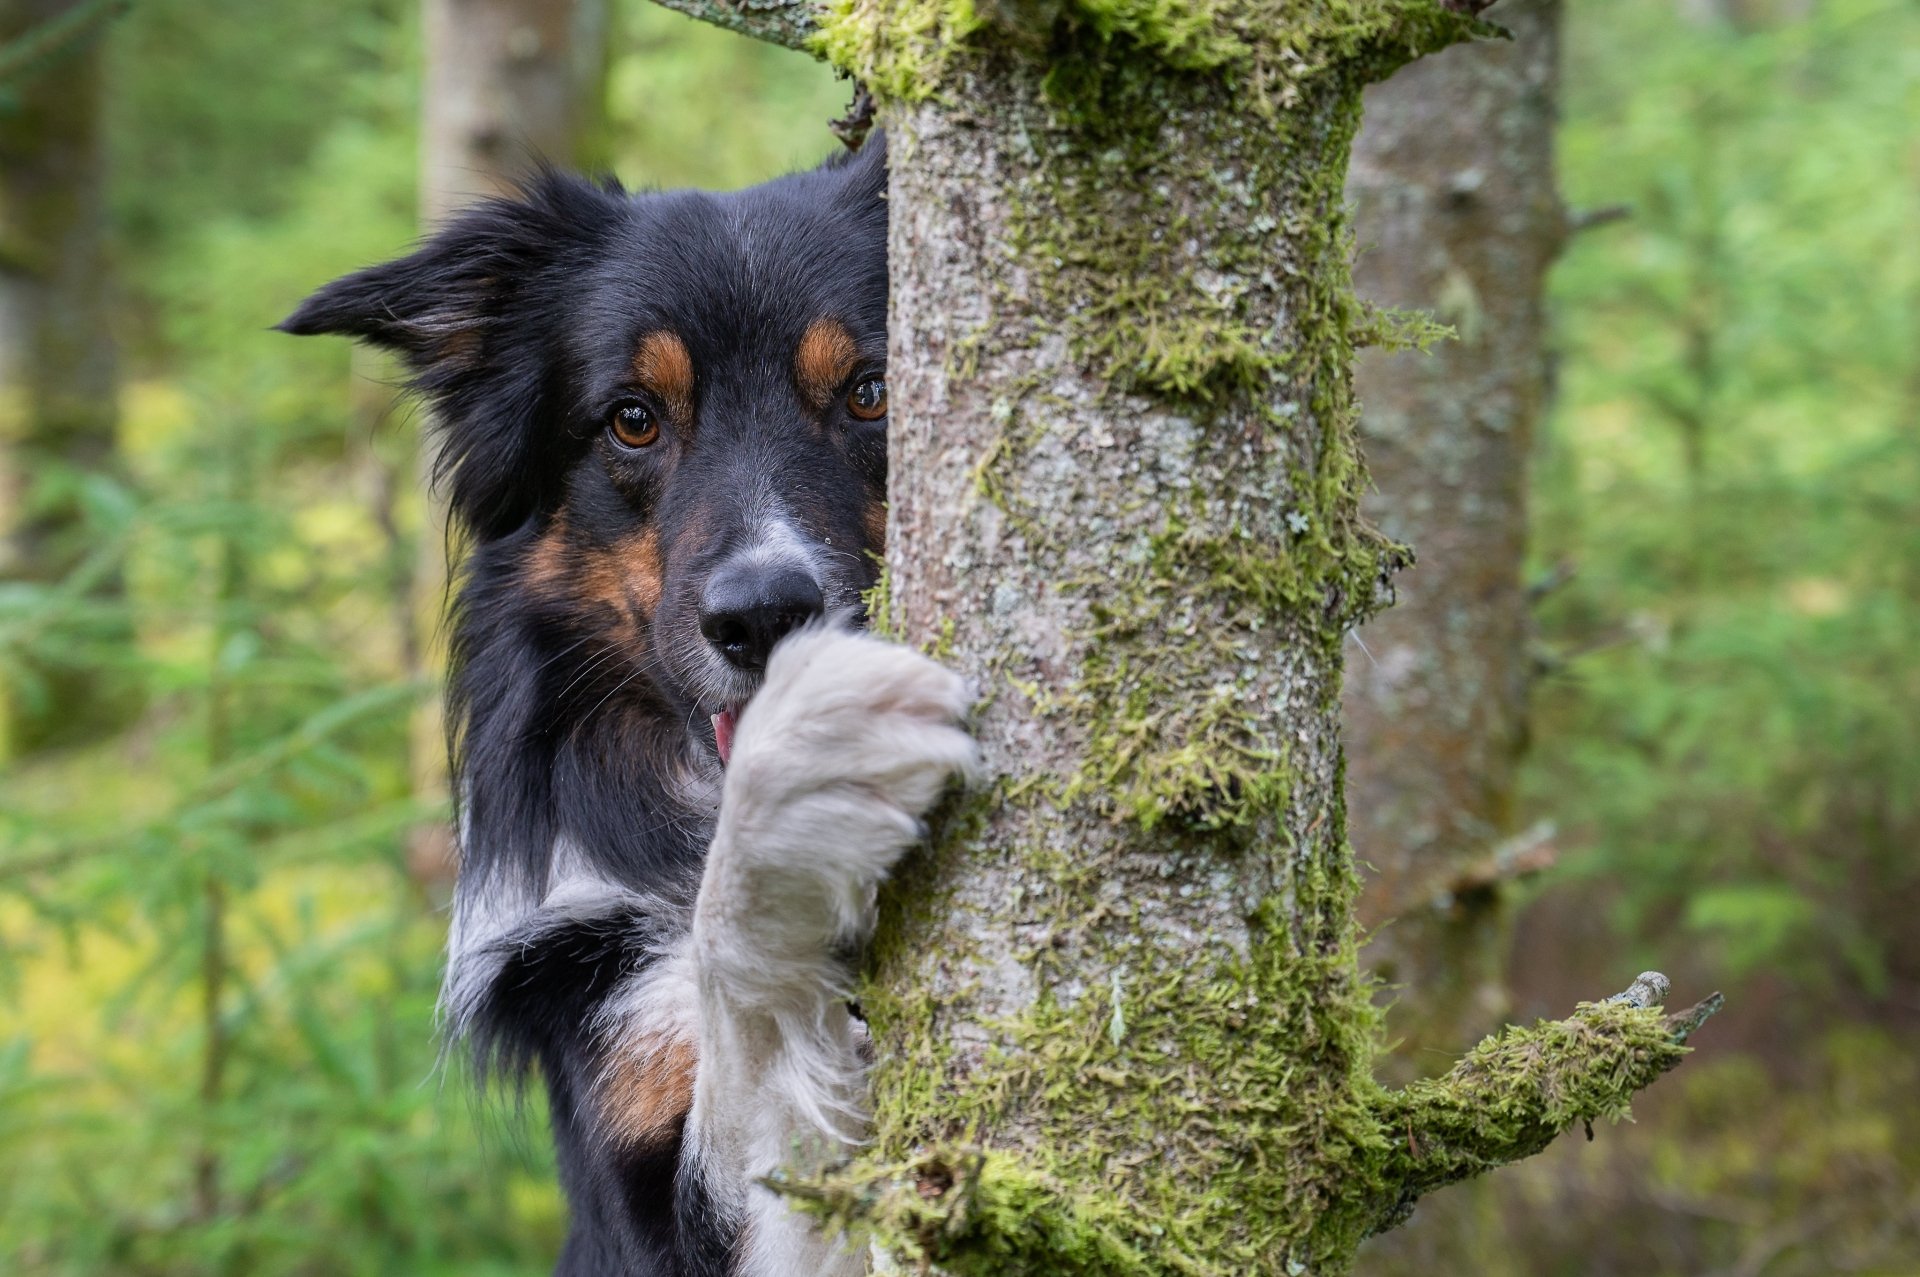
[282,139,975,1276]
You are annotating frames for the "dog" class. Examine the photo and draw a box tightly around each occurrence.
[281,138,976,1276]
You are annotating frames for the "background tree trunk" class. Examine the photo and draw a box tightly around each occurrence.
[400,0,607,888]
[420,0,608,222]
[1339,4,1566,1268]
[0,0,123,755]
[1342,0,1564,1073]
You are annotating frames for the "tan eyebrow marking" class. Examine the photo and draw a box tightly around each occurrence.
[794,317,859,412]
[632,330,695,427]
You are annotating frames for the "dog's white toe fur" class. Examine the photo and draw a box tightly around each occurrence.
[690,626,976,1276]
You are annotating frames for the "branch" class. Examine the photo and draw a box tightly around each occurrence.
[647,0,818,51]
[1446,818,1559,899]
[780,973,1719,1271]
[1370,971,1723,1232]
[830,83,878,151]
[0,0,127,85]
[643,0,1499,60]
[1566,203,1633,236]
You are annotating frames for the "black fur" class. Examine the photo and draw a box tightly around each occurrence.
[283,141,892,1276]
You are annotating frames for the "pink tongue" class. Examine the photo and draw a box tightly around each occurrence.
[712,709,737,766]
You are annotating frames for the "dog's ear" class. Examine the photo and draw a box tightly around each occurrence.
[837,131,887,211]
[281,172,622,539]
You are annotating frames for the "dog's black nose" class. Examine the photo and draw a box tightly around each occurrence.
[699,564,826,672]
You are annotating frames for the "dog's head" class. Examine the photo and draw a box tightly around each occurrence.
[282,145,889,766]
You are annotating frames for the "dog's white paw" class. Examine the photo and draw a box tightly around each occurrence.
[688,625,975,1197]
[696,625,977,982]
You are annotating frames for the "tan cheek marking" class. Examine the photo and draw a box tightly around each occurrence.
[601,1034,697,1150]
[621,528,663,614]
[633,330,696,428]
[575,528,662,631]
[862,499,888,557]
[795,317,859,412]
[523,516,571,593]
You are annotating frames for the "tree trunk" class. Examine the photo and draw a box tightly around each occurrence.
[403,0,607,887]
[420,0,608,222]
[1343,0,1563,1072]
[646,3,1717,1271]
[0,0,123,754]
[865,59,1412,1274]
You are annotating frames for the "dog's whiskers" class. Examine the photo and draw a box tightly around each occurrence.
[552,641,626,702]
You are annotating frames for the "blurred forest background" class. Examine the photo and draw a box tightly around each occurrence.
[0,0,1914,1274]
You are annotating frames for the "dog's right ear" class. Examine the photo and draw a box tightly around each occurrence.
[280,172,622,539]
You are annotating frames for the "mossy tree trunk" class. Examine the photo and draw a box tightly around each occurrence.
[1343,0,1563,1072]
[397,0,607,889]
[650,2,1716,1272]
[0,0,125,755]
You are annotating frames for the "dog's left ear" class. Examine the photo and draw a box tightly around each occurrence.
[281,171,623,538]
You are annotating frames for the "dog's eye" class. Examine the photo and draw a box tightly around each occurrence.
[608,402,659,449]
[847,377,887,422]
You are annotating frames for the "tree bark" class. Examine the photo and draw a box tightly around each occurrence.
[646,3,1716,1271]
[0,0,124,754]
[1342,0,1563,1072]
[403,0,607,887]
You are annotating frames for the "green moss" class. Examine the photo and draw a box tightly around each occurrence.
[862,562,897,640]
[806,758,1392,1273]
[1352,301,1456,354]
[809,948,1395,1274]
[781,1149,1153,1276]
[1373,1001,1697,1202]
[816,0,1492,104]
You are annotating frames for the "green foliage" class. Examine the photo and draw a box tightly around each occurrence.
[1360,0,1920,1273]
[607,1,851,187]
[1533,0,1919,1009]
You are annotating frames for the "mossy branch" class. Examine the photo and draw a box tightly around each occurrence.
[646,0,819,51]
[646,0,1506,90]
[1368,972,1724,1233]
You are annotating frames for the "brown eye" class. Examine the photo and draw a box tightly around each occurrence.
[847,376,887,421]
[609,402,659,449]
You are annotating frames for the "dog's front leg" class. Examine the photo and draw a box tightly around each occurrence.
[687,627,975,1276]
